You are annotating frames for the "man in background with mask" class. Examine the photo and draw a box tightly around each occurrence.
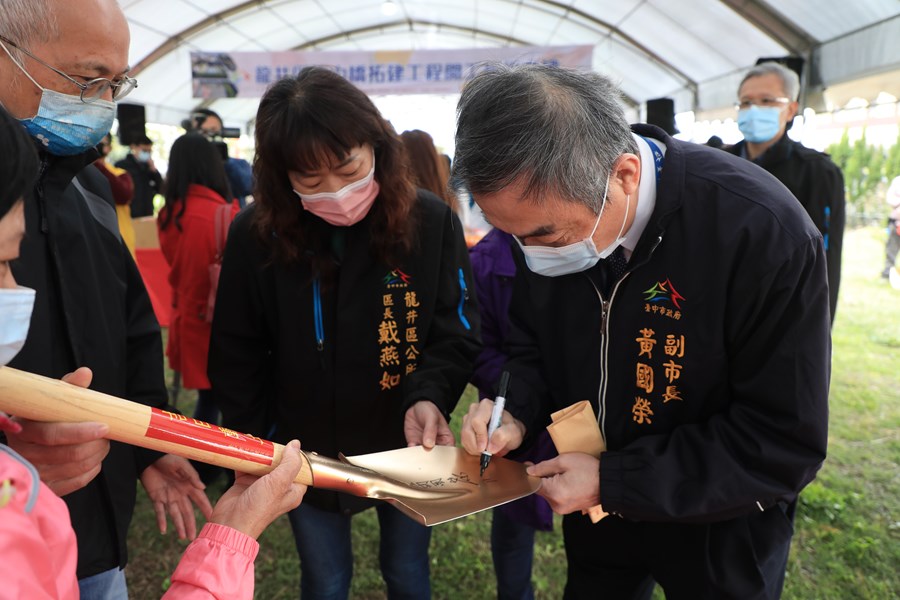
[457,64,830,599]
[0,0,213,597]
[117,134,163,218]
[728,61,845,324]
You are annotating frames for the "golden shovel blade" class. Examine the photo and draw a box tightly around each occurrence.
[340,445,542,526]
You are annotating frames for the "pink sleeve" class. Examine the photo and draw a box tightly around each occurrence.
[163,523,259,600]
[0,451,79,600]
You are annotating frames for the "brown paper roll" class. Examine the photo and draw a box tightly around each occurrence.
[547,400,608,522]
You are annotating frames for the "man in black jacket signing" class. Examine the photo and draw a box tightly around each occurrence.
[728,61,846,324]
[457,64,830,599]
[0,0,212,597]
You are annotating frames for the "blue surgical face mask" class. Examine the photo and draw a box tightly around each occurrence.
[21,88,116,157]
[0,286,35,366]
[515,174,630,277]
[136,150,152,163]
[737,105,783,144]
[1,43,115,156]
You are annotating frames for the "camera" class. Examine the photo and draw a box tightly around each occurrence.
[181,112,241,139]
[181,110,241,161]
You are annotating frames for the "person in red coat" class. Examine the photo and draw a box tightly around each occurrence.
[158,134,238,477]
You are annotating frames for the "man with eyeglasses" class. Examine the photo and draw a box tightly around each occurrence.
[729,61,846,324]
[456,63,830,600]
[0,0,213,597]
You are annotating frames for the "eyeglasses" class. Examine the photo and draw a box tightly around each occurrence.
[735,97,790,111]
[0,34,137,103]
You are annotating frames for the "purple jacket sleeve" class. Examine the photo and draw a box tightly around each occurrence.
[468,229,517,398]
[468,231,556,531]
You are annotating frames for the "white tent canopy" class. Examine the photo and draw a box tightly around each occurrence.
[119,0,900,131]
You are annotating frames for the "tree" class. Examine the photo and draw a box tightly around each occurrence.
[828,128,889,225]
[829,130,852,172]
[885,131,900,181]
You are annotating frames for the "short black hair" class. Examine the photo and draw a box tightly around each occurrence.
[190,108,223,131]
[159,133,232,231]
[192,107,222,120]
[133,134,153,146]
[0,105,39,218]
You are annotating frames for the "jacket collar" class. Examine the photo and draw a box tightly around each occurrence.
[36,143,98,194]
[122,153,154,170]
[730,132,793,167]
[628,124,683,264]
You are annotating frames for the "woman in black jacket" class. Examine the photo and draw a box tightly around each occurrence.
[208,67,480,599]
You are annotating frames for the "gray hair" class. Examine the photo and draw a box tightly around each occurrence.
[739,62,800,101]
[0,0,59,62]
[453,63,637,213]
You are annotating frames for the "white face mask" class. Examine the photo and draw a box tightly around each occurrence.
[516,175,630,277]
[0,286,36,366]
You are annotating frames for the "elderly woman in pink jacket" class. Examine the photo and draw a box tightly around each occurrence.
[0,105,304,599]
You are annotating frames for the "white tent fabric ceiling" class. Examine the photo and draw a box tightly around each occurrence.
[119,0,900,129]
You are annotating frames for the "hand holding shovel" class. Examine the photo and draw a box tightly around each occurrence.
[0,366,540,526]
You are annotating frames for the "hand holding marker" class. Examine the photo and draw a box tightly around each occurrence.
[480,371,511,477]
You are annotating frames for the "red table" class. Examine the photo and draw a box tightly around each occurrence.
[135,247,172,328]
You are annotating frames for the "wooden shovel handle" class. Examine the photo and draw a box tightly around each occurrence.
[0,366,314,486]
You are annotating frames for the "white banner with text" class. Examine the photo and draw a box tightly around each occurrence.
[190,45,594,98]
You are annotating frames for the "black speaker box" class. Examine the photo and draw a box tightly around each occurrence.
[645,97,678,135]
[117,103,146,146]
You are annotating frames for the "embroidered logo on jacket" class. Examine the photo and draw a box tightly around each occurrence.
[642,278,685,320]
[383,269,412,288]
[643,278,685,309]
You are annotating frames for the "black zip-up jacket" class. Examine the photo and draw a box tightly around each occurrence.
[9,150,168,578]
[728,133,845,322]
[115,153,163,218]
[209,191,481,514]
[505,125,830,523]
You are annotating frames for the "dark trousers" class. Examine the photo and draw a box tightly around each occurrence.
[491,507,537,600]
[562,503,795,600]
[288,502,432,600]
[193,388,220,424]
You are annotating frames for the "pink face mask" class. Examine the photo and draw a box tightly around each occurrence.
[293,163,380,226]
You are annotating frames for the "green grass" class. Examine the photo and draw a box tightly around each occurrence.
[783,227,900,600]
[125,227,900,599]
